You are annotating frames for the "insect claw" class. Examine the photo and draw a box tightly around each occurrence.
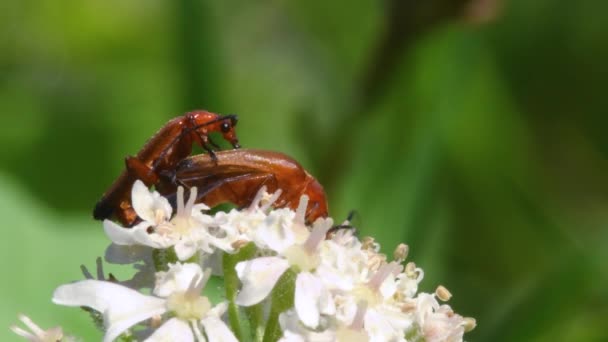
[209,149,218,163]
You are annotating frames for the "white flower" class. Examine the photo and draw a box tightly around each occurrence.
[328,262,414,341]
[315,233,369,292]
[53,280,165,342]
[10,314,67,342]
[44,182,474,342]
[235,196,336,328]
[52,263,237,342]
[210,186,289,251]
[414,293,465,342]
[103,180,227,261]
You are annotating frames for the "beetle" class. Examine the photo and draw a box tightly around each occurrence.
[93,110,240,226]
[156,149,328,224]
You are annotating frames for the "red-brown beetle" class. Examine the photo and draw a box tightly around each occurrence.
[93,110,240,226]
[156,149,328,223]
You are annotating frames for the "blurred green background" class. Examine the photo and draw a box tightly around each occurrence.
[2,0,607,340]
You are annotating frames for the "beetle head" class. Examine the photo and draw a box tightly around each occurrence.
[219,114,240,148]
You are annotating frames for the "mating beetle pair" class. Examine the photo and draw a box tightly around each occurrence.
[93,110,328,226]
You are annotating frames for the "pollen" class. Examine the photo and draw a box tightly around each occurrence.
[284,245,320,272]
[351,285,382,307]
[166,291,211,321]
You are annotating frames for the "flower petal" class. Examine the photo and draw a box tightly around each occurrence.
[255,210,299,253]
[105,219,174,250]
[132,180,172,223]
[201,316,238,342]
[103,219,149,245]
[154,263,204,297]
[52,280,166,342]
[174,240,198,261]
[278,330,306,342]
[235,257,290,306]
[295,272,322,328]
[144,317,194,342]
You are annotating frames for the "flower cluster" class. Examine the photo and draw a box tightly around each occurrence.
[14,181,475,341]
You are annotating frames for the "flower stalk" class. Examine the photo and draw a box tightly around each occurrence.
[263,269,297,342]
[223,242,257,341]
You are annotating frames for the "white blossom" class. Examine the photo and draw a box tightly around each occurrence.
[103,180,229,261]
[34,181,473,342]
[414,293,466,342]
[235,196,337,329]
[52,263,236,342]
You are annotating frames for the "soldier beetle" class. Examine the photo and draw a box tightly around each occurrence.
[156,149,328,224]
[93,110,240,226]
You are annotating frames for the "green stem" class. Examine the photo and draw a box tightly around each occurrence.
[152,248,178,272]
[263,269,297,342]
[246,303,265,342]
[223,243,257,341]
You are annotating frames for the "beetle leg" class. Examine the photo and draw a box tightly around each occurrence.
[206,146,218,162]
[125,156,158,185]
[197,135,218,162]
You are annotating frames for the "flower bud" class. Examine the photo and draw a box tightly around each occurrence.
[435,285,452,301]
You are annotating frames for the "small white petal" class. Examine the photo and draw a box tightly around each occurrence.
[235,257,290,306]
[295,272,322,328]
[104,220,171,250]
[201,316,238,342]
[255,210,299,253]
[132,180,159,222]
[144,317,193,342]
[154,263,204,297]
[416,293,440,325]
[174,240,199,261]
[103,219,149,245]
[132,180,172,223]
[193,203,210,211]
[364,309,395,342]
[379,276,397,299]
[279,331,306,342]
[207,301,228,318]
[53,280,166,342]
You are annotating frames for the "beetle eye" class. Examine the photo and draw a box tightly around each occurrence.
[220,122,230,133]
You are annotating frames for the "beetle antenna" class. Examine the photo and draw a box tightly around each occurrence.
[327,210,359,235]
